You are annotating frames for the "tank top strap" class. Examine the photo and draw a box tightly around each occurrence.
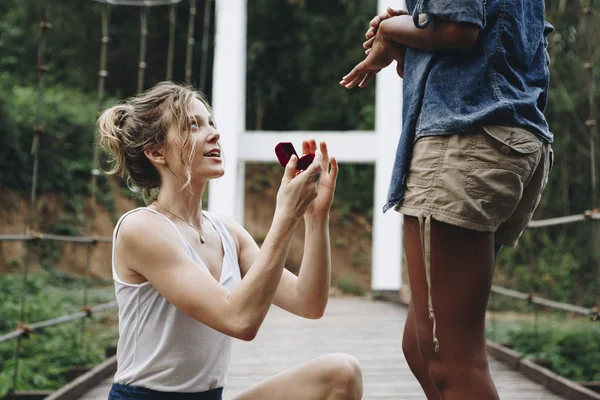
[202,212,241,284]
[111,207,190,285]
[202,211,238,261]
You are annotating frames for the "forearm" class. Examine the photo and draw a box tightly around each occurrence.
[227,210,298,338]
[295,216,331,317]
[378,14,479,51]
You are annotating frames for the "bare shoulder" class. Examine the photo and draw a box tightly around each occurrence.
[116,209,182,261]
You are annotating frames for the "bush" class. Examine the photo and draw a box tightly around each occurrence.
[334,272,366,296]
[508,327,600,381]
[0,271,117,397]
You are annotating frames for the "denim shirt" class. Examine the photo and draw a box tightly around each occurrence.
[383,0,554,212]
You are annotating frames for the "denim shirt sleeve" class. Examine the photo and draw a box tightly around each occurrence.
[543,21,554,46]
[412,0,486,30]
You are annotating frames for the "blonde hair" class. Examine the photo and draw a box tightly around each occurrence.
[97,81,211,201]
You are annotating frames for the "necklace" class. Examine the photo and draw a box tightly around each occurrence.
[154,201,205,244]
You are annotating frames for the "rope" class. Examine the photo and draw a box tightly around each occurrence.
[166,3,177,80]
[137,6,149,93]
[527,209,600,228]
[491,285,597,317]
[0,232,111,243]
[185,0,197,84]
[199,0,213,91]
[79,242,95,350]
[12,2,50,395]
[90,0,185,5]
[0,301,118,345]
[1,209,595,244]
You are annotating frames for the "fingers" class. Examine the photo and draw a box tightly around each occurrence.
[306,151,323,177]
[283,154,298,181]
[310,151,323,170]
[341,64,361,86]
[387,7,408,16]
[365,27,376,40]
[319,141,329,169]
[308,138,317,154]
[302,140,310,156]
[341,61,367,88]
[359,71,376,88]
[329,156,339,183]
[363,37,375,49]
[369,15,381,28]
[396,58,405,79]
[344,71,368,89]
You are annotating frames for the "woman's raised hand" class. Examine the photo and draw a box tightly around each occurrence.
[275,149,324,220]
[303,140,338,220]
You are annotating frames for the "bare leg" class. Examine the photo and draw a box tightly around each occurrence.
[403,303,441,399]
[233,353,363,400]
[403,216,499,400]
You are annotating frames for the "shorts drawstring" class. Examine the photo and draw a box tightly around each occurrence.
[417,212,439,353]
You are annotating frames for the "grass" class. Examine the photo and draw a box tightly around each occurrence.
[0,270,118,397]
[485,311,600,382]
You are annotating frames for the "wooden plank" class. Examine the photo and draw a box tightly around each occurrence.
[45,356,116,400]
[72,298,566,399]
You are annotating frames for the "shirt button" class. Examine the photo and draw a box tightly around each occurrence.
[501,145,511,154]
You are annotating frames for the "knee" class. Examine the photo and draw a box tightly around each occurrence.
[426,360,450,393]
[324,353,363,400]
[402,333,427,373]
[426,357,490,395]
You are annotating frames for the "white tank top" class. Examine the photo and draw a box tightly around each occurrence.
[112,207,242,392]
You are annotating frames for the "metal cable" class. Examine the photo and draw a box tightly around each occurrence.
[0,301,118,344]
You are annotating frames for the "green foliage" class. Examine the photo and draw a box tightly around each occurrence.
[333,164,375,219]
[1,0,600,391]
[334,272,366,296]
[246,0,377,131]
[487,311,600,382]
[0,271,117,397]
[0,83,97,196]
[508,328,600,382]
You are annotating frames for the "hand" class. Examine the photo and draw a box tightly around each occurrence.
[364,7,408,50]
[395,45,406,78]
[302,139,338,220]
[275,150,323,220]
[340,31,403,89]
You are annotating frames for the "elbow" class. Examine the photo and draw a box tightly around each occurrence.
[307,310,325,320]
[237,326,259,342]
[230,316,260,341]
[303,308,325,320]
[301,300,328,320]
[230,322,259,341]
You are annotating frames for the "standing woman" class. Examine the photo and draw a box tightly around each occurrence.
[341,1,553,399]
[98,82,362,400]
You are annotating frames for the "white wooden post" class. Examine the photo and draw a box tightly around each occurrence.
[371,0,405,291]
[208,0,247,222]
[210,0,404,291]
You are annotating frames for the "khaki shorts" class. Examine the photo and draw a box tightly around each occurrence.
[397,125,553,247]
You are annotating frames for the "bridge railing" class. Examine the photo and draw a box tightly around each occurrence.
[483,209,600,397]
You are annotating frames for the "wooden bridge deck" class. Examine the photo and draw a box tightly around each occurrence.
[79,297,565,399]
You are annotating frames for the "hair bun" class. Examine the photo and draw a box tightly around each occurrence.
[97,104,134,177]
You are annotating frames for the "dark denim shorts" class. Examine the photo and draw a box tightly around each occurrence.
[108,383,223,400]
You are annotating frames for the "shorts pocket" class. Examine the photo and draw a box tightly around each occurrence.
[406,135,447,189]
[465,126,542,204]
